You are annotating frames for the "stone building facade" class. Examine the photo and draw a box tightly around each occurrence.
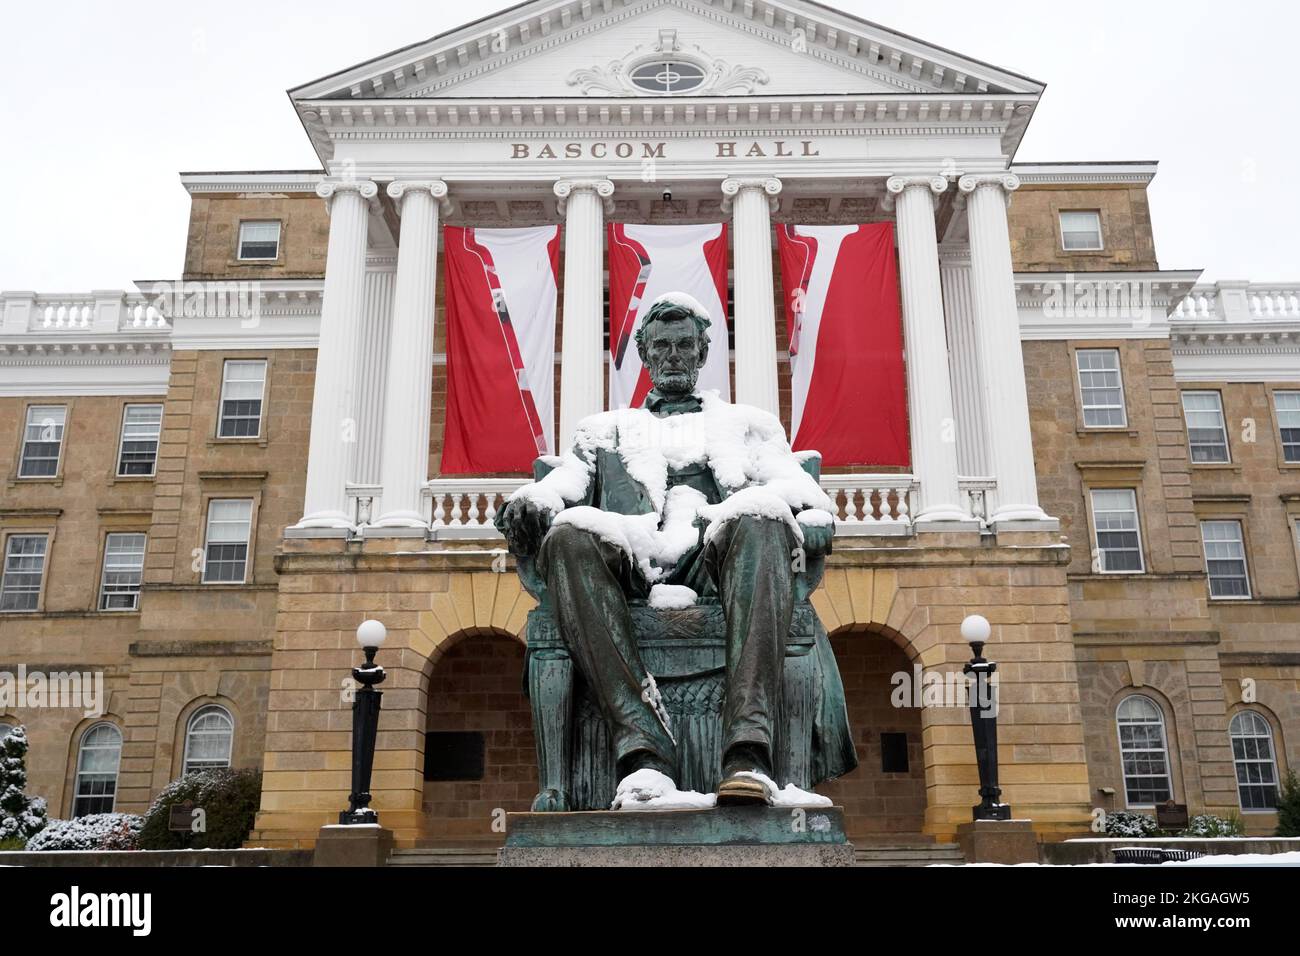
[1,0,1296,850]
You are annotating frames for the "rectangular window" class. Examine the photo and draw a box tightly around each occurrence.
[203,500,252,584]
[116,404,163,477]
[1182,391,1231,463]
[237,220,281,260]
[1,535,49,611]
[218,360,266,438]
[99,533,147,611]
[18,405,67,478]
[1060,210,1103,251]
[1275,391,1300,463]
[1076,349,1127,427]
[1201,520,1250,599]
[1091,489,1144,573]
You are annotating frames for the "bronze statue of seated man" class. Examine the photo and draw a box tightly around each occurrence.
[497,293,835,807]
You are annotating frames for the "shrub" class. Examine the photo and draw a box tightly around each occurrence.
[0,836,27,851]
[138,768,262,850]
[0,725,48,843]
[1180,813,1244,837]
[1277,769,1300,838]
[25,813,144,851]
[1102,810,1160,838]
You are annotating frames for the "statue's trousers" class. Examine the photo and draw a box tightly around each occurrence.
[538,515,797,777]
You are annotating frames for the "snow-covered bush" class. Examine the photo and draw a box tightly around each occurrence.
[138,768,262,850]
[0,725,48,844]
[1180,813,1244,837]
[1102,810,1160,838]
[24,813,143,851]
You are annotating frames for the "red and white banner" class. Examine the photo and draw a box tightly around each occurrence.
[777,223,909,467]
[441,225,560,473]
[607,223,730,409]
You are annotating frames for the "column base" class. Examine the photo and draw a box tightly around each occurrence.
[290,510,356,533]
[912,515,982,533]
[284,526,352,540]
[990,516,1061,533]
[367,510,429,533]
[361,524,428,539]
[956,819,1039,865]
[311,824,394,867]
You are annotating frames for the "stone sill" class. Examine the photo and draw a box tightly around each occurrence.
[1075,428,1140,439]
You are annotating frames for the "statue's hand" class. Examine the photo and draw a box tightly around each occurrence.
[499,497,553,557]
[799,522,833,559]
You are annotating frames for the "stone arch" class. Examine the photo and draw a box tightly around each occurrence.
[1224,679,1300,774]
[153,671,263,793]
[419,625,537,841]
[169,694,242,779]
[819,622,927,838]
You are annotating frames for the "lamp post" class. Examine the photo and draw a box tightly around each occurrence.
[962,614,1011,821]
[340,619,387,825]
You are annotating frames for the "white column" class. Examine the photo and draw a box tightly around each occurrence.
[884,176,968,525]
[721,177,782,416]
[554,179,614,449]
[957,173,1050,524]
[373,181,449,529]
[294,179,377,531]
[939,250,991,478]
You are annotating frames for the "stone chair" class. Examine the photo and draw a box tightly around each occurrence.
[513,452,856,811]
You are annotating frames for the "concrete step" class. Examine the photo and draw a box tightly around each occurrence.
[388,847,500,867]
[855,843,965,867]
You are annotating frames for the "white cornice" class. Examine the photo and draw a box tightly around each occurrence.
[180,172,323,195]
[1013,270,1202,340]
[1010,162,1158,186]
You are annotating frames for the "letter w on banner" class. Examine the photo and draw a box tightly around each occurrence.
[777,223,910,467]
[607,223,730,409]
[441,225,560,473]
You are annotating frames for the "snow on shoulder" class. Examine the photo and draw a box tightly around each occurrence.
[507,391,835,580]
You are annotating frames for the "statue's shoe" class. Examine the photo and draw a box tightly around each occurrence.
[715,771,770,806]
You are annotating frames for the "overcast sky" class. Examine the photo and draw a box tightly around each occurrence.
[1,0,1294,290]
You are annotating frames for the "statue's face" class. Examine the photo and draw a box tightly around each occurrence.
[642,316,705,396]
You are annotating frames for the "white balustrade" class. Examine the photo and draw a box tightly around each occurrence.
[1172,282,1300,322]
[423,479,531,539]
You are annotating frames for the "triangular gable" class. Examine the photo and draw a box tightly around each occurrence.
[290,0,1043,102]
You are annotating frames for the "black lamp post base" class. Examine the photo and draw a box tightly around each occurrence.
[339,808,379,825]
[972,802,1012,821]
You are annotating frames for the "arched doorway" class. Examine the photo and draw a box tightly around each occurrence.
[816,625,927,840]
[422,629,538,841]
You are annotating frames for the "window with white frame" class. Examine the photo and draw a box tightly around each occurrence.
[18,405,66,478]
[183,705,234,774]
[116,404,163,476]
[217,359,267,438]
[1182,391,1231,463]
[1275,391,1300,463]
[1076,349,1127,427]
[0,534,49,612]
[1201,520,1251,599]
[237,220,281,260]
[1060,210,1103,251]
[1090,489,1145,573]
[202,500,253,583]
[99,533,147,611]
[1116,695,1173,807]
[1229,711,1279,810]
[73,723,122,817]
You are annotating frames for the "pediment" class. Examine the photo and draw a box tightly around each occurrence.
[291,0,1043,102]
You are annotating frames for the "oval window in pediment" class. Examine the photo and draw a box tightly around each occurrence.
[629,60,706,94]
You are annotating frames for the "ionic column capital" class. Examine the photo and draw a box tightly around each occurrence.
[386,180,452,216]
[316,178,379,210]
[553,178,615,215]
[882,175,948,211]
[957,173,1021,208]
[720,176,782,214]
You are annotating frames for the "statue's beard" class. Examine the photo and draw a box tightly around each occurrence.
[650,363,699,395]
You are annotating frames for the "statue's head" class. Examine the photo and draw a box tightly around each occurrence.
[635,294,711,397]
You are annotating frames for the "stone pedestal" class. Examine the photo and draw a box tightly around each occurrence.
[312,824,394,867]
[956,819,1038,865]
[498,807,856,867]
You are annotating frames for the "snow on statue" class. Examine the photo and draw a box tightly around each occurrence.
[497,292,839,810]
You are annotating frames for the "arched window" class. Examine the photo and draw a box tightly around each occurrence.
[1116,695,1173,807]
[74,723,122,817]
[183,705,233,775]
[1229,711,1280,810]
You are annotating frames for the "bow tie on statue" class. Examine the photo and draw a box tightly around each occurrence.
[644,389,704,417]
